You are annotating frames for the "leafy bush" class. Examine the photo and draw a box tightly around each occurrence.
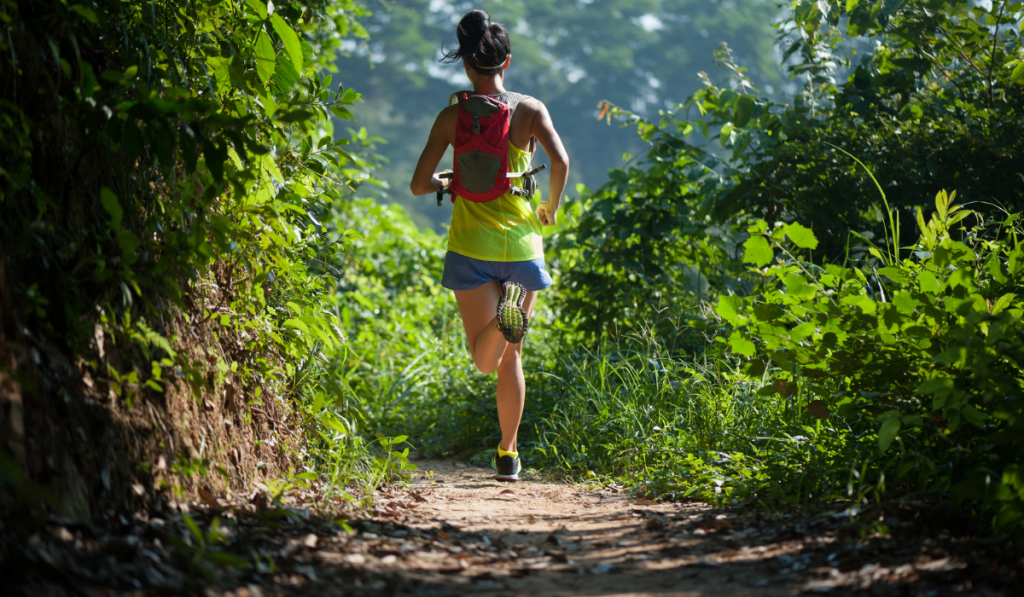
[716,189,1024,532]
[0,0,385,504]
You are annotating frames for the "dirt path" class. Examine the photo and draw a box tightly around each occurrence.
[352,460,807,596]
[5,459,1020,596]
[298,461,1017,597]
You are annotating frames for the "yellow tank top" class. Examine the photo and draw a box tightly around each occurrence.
[446,142,544,262]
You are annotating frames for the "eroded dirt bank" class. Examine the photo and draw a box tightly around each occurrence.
[3,459,1021,596]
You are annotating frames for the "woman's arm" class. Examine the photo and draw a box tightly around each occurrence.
[529,100,569,226]
[410,108,456,196]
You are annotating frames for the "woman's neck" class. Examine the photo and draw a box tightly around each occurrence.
[472,74,506,95]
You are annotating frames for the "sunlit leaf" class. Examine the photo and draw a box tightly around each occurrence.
[742,235,773,267]
[784,222,818,249]
[269,14,303,73]
[715,295,744,324]
[244,0,267,20]
[255,30,276,86]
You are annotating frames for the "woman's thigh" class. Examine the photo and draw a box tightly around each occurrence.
[453,284,538,353]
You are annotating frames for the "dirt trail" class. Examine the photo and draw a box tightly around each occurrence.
[302,461,1016,597]
[5,459,1020,596]
[355,460,804,596]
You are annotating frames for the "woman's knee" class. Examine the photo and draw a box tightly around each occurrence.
[473,357,499,375]
[496,348,522,375]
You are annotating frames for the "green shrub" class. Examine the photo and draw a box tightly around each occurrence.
[716,190,1024,532]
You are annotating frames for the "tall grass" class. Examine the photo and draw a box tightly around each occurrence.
[525,321,884,505]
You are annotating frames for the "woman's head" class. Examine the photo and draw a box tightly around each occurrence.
[441,10,510,74]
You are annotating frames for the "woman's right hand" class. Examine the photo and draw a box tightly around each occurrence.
[536,201,557,226]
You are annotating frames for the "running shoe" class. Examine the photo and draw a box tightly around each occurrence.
[491,447,521,482]
[497,281,529,344]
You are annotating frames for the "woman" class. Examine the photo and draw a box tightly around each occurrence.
[409,9,569,482]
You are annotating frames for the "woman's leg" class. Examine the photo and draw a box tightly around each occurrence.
[495,338,527,452]
[453,284,538,451]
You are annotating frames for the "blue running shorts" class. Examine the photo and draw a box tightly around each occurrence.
[441,251,553,292]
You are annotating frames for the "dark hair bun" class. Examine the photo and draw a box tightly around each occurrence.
[440,10,511,74]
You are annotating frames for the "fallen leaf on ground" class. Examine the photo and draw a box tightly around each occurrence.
[198,488,219,509]
[634,498,655,506]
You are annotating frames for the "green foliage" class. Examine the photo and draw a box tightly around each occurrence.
[316,196,504,456]
[718,191,1024,533]
[0,0,386,500]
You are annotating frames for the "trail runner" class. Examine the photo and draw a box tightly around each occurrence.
[410,9,570,482]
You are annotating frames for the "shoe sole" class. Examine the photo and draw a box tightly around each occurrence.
[497,282,529,344]
[494,475,518,482]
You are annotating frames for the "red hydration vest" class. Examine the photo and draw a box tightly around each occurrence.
[449,92,514,203]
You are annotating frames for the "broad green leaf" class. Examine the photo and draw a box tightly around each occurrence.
[841,294,876,314]
[279,109,314,123]
[961,405,987,429]
[991,293,1015,315]
[742,235,773,267]
[728,331,756,357]
[784,222,818,249]
[269,14,303,73]
[784,274,817,299]
[876,266,907,284]
[719,122,734,147]
[100,187,123,231]
[715,295,744,324]
[244,0,267,20]
[916,271,941,293]
[255,30,276,86]
[262,91,279,117]
[789,321,816,343]
[733,95,755,127]
[878,417,901,453]
[283,318,310,334]
[1011,62,1024,86]
[917,377,953,395]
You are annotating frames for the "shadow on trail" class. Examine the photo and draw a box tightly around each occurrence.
[3,468,1022,597]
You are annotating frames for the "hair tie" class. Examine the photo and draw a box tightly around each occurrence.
[470,56,506,70]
